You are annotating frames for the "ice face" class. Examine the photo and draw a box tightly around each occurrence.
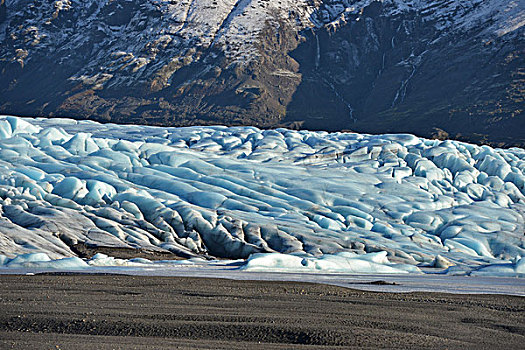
[0,252,88,269]
[240,251,421,274]
[0,116,524,276]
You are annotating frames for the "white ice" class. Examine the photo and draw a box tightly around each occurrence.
[0,116,524,277]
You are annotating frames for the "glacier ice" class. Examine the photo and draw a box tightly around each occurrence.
[0,116,524,276]
[241,251,421,274]
[0,253,88,269]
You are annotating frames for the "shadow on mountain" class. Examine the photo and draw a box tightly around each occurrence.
[284,2,525,147]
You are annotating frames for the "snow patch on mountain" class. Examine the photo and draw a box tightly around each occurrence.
[1,0,521,68]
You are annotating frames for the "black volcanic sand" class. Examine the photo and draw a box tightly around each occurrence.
[0,275,523,349]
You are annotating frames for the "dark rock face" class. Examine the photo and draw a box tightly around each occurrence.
[0,0,523,146]
[0,0,6,23]
[286,6,524,146]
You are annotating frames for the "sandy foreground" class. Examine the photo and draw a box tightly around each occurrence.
[0,274,523,349]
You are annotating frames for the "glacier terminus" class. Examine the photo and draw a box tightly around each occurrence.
[0,116,523,279]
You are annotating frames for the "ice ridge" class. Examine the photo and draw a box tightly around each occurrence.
[0,116,524,275]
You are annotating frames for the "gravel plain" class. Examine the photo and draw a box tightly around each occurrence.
[0,274,524,349]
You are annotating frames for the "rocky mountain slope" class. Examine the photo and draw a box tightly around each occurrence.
[0,0,523,146]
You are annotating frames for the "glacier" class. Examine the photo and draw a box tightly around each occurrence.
[0,116,524,277]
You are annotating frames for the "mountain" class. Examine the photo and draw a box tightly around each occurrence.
[0,0,523,146]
